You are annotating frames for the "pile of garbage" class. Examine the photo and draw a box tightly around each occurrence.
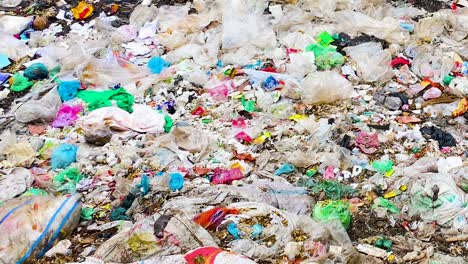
[0,0,467,263]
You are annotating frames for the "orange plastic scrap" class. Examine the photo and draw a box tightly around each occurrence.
[452,97,468,117]
[193,207,239,230]
[71,1,94,20]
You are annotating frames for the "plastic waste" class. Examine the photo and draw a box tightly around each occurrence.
[211,168,244,184]
[77,87,134,113]
[0,15,32,35]
[420,126,457,148]
[0,32,31,61]
[355,132,380,154]
[71,1,94,20]
[58,80,81,101]
[344,42,394,83]
[410,173,466,224]
[0,0,22,7]
[332,10,410,44]
[168,172,185,191]
[0,168,33,202]
[313,200,351,229]
[15,87,61,123]
[274,163,296,176]
[185,247,256,264]
[0,194,82,263]
[3,141,36,167]
[24,63,49,80]
[51,104,83,128]
[299,70,353,104]
[93,212,217,263]
[9,73,33,92]
[51,144,78,170]
[53,167,83,193]
[147,56,170,74]
[78,105,166,134]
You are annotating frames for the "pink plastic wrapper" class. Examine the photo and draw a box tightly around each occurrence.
[355,131,380,154]
[235,131,253,143]
[208,83,230,102]
[211,168,244,184]
[232,117,248,128]
[51,104,83,128]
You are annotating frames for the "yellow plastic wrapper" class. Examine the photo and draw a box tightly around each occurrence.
[71,1,94,20]
[452,97,468,117]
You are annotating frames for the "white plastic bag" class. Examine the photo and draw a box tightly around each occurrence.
[15,88,61,123]
[221,0,275,49]
[0,15,32,34]
[332,10,410,44]
[78,105,166,134]
[299,71,353,104]
[0,32,31,60]
[344,42,394,83]
[0,168,33,202]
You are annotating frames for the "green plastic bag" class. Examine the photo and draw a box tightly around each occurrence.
[305,44,344,70]
[10,73,33,92]
[310,180,357,200]
[313,200,351,229]
[77,87,134,113]
[373,197,400,214]
[54,167,84,193]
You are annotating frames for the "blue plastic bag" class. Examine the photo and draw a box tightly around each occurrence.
[51,144,78,170]
[227,222,241,239]
[147,57,170,74]
[58,80,80,101]
[274,163,296,176]
[169,172,184,191]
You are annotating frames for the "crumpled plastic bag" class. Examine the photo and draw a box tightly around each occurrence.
[173,126,214,155]
[0,15,33,34]
[78,105,166,134]
[0,194,82,263]
[185,247,256,264]
[344,42,394,83]
[332,10,410,44]
[299,71,354,104]
[0,32,32,61]
[15,88,61,123]
[92,213,217,263]
[221,0,275,49]
[3,141,36,167]
[51,104,83,128]
[206,202,359,262]
[51,144,78,170]
[0,168,33,202]
[410,173,467,225]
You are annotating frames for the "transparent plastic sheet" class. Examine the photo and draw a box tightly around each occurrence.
[128,3,158,28]
[78,52,150,88]
[409,173,467,225]
[411,45,455,83]
[78,105,166,134]
[344,42,394,83]
[0,167,33,202]
[92,213,217,263]
[0,194,82,263]
[298,70,354,104]
[0,32,32,61]
[15,87,61,123]
[416,17,446,41]
[331,10,410,44]
[221,0,276,50]
[0,15,32,34]
[219,202,360,262]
